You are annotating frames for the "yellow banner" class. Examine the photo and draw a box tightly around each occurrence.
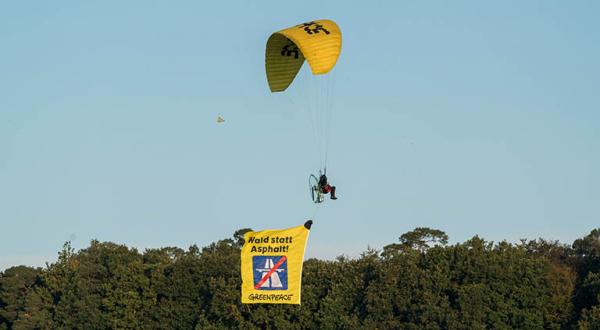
[241,221,312,304]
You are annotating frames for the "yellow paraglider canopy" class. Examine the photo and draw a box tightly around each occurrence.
[266,20,342,92]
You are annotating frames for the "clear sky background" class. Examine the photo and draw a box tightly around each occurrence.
[1,1,599,270]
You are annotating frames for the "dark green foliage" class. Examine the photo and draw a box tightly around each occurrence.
[0,266,48,329]
[1,228,599,329]
[571,229,600,329]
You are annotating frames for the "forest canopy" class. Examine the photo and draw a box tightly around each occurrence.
[1,228,600,329]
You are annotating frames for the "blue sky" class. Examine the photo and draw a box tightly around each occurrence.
[1,1,599,270]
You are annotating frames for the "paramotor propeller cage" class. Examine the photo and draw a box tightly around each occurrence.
[309,174,324,204]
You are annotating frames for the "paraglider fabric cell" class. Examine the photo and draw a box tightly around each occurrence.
[266,20,342,92]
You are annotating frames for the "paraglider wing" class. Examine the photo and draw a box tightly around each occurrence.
[265,19,342,92]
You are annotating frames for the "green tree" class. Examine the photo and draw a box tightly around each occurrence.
[382,227,448,257]
[0,266,42,329]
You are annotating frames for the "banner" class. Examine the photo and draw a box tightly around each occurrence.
[241,221,312,304]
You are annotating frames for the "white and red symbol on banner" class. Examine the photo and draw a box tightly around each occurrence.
[253,256,288,290]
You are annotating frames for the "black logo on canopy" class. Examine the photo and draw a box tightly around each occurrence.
[297,21,330,35]
[281,42,300,59]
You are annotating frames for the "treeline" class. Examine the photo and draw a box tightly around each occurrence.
[1,227,600,329]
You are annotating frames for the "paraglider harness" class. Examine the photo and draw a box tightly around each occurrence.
[309,169,336,203]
